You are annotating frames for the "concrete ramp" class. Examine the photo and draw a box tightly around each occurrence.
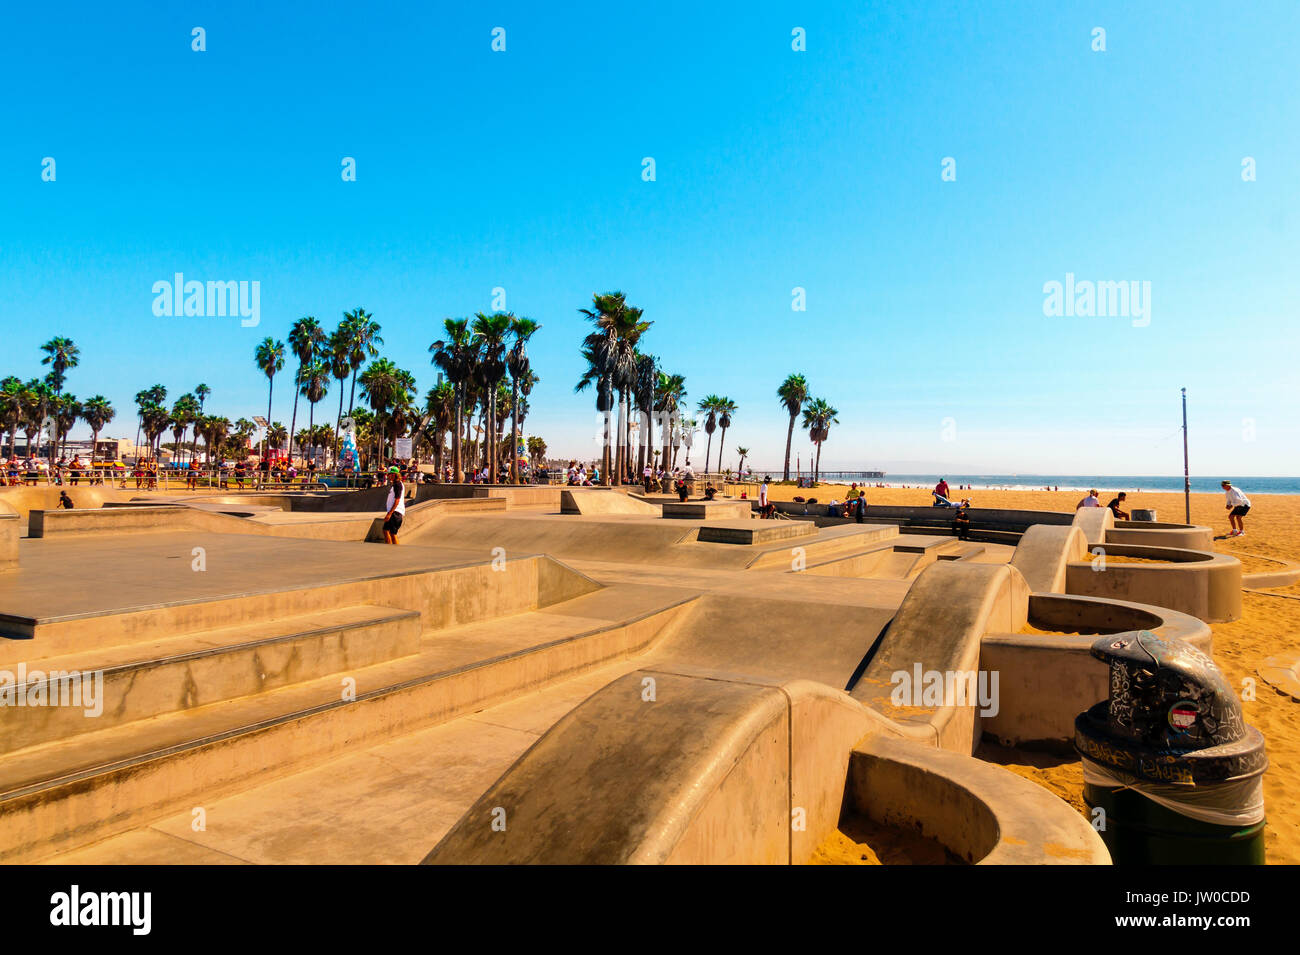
[850,561,1031,752]
[1010,524,1089,593]
[560,489,662,516]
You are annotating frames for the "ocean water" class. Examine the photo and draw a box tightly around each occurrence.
[809,474,1300,495]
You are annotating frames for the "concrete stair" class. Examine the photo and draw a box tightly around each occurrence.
[1,605,421,754]
[0,582,695,862]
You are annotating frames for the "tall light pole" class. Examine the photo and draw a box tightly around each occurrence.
[1181,388,1190,524]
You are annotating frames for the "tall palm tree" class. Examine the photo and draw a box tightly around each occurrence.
[801,397,839,483]
[430,317,478,482]
[21,379,53,460]
[341,308,382,418]
[577,292,649,485]
[715,397,737,474]
[359,358,414,466]
[40,337,80,393]
[424,380,456,476]
[735,446,750,476]
[506,316,541,483]
[133,385,166,460]
[697,395,723,475]
[299,359,330,464]
[266,422,288,455]
[191,384,211,462]
[287,316,325,464]
[0,376,25,457]
[777,373,810,480]
[78,395,115,465]
[328,326,352,460]
[470,312,513,482]
[654,371,687,468]
[169,393,200,463]
[141,404,172,460]
[52,394,80,459]
[254,338,286,461]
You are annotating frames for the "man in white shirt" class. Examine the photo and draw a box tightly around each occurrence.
[1222,481,1251,537]
[758,477,774,519]
[383,466,406,544]
[1076,489,1102,509]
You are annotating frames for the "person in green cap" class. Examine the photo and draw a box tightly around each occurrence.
[383,466,406,544]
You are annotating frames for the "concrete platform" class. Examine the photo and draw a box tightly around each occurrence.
[696,520,815,545]
[661,500,752,520]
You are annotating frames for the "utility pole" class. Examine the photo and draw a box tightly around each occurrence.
[1181,388,1190,524]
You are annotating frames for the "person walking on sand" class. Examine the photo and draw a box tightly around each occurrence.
[1222,481,1251,537]
[383,466,406,544]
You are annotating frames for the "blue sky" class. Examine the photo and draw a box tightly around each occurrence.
[2,0,1296,475]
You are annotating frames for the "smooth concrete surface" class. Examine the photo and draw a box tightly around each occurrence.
[560,488,662,516]
[1108,520,1213,550]
[0,514,16,573]
[1071,507,1114,546]
[1010,524,1088,594]
[1065,542,1243,623]
[851,561,1030,753]
[847,735,1110,864]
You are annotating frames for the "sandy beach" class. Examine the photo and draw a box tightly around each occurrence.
[753,484,1300,864]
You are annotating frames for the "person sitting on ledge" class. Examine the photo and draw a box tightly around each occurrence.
[1106,492,1130,520]
[675,478,690,502]
[953,500,971,540]
[703,482,717,501]
[1076,489,1101,509]
[58,490,74,509]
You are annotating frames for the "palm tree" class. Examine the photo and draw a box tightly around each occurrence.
[358,358,414,466]
[52,394,80,459]
[254,337,286,461]
[141,404,172,460]
[133,385,166,460]
[191,384,211,462]
[526,436,547,470]
[655,372,687,469]
[21,379,53,460]
[469,312,512,482]
[341,308,382,418]
[40,337,80,393]
[0,376,25,457]
[169,393,200,463]
[697,395,723,475]
[298,359,330,465]
[267,422,288,454]
[79,395,115,465]
[287,316,325,464]
[430,317,478,482]
[777,373,810,480]
[735,446,750,477]
[715,397,737,474]
[801,397,839,483]
[577,292,650,485]
[506,316,541,483]
[327,326,352,461]
[424,381,456,476]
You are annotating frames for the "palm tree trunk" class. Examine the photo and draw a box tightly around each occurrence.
[265,379,274,461]
[288,374,300,467]
[815,440,822,482]
[718,428,727,475]
[510,381,520,484]
[452,386,462,482]
[783,414,796,480]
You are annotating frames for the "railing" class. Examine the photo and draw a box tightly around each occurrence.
[3,466,336,492]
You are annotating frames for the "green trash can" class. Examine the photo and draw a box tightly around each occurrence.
[1075,631,1267,865]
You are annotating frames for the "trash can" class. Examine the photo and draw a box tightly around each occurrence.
[1074,630,1267,864]
[1131,508,1158,522]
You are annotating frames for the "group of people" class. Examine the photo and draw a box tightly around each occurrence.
[5,454,103,487]
[1076,481,1252,537]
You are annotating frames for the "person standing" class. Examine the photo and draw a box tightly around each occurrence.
[934,477,950,501]
[1222,481,1251,537]
[383,466,406,544]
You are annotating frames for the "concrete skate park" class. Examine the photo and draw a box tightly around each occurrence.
[0,482,1252,864]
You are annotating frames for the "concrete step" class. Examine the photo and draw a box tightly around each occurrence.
[0,606,421,755]
[0,584,696,862]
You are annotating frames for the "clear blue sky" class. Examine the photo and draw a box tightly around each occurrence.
[2,0,1297,475]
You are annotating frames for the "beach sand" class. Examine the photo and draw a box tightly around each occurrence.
[771,485,1300,864]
